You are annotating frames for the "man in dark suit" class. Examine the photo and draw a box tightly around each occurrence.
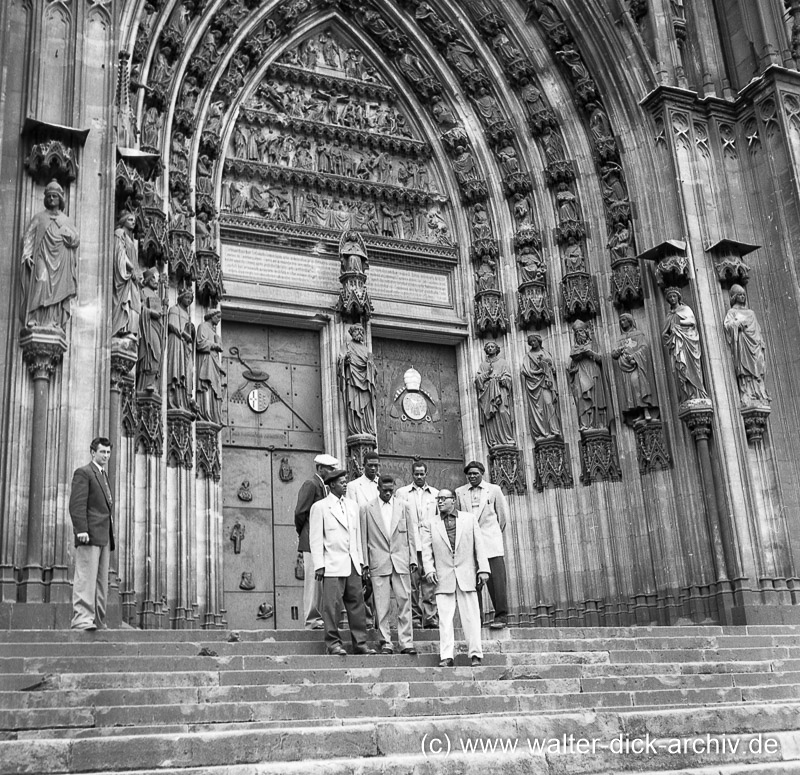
[294,453,339,630]
[69,436,114,631]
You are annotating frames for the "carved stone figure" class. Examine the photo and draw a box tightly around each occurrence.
[541,125,566,163]
[337,323,377,436]
[723,284,770,407]
[608,221,634,261]
[431,95,459,130]
[446,40,481,79]
[239,571,255,590]
[567,320,610,430]
[475,341,516,447]
[137,269,164,394]
[473,88,504,123]
[601,162,628,205]
[513,193,533,228]
[556,183,578,221]
[167,288,195,411]
[453,145,479,182]
[518,245,545,283]
[611,314,659,426]
[521,333,562,440]
[112,211,142,339]
[19,180,80,331]
[196,309,226,425]
[475,256,497,291]
[471,203,492,240]
[230,520,245,554]
[661,288,709,403]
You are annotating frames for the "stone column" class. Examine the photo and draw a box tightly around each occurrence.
[19,328,67,602]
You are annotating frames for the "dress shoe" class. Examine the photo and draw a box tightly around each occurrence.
[412,620,423,629]
[471,656,482,667]
[438,658,454,667]
[354,647,378,655]
[424,620,439,629]
[311,623,325,630]
[327,645,347,656]
[489,619,506,630]
[380,645,394,655]
[400,647,418,655]
[71,623,97,631]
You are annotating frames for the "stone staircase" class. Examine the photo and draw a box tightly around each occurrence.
[2,625,800,774]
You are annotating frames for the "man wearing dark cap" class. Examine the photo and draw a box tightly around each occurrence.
[294,453,339,630]
[456,461,510,629]
[310,469,376,655]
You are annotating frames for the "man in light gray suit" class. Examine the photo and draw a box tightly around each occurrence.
[360,475,417,655]
[455,460,509,629]
[421,488,490,667]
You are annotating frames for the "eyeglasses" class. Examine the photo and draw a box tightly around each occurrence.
[436,496,454,501]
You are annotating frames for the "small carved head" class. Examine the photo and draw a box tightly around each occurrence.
[484,341,500,356]
[729,284,747,307]
[664,287,683,307]
[618,313,635,332]
[118,210,136,230]
[527,333,543,350]
[572,319,591,343]
[44,179,66,211]
[348,323,365,342]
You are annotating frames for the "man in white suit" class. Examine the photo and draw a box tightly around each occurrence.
[361,475,418,655]
[455,460,510,629]
[421,488,490,667]
[310,469,376,656]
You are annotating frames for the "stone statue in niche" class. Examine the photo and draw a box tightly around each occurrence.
[195,309,226,425]
[239,571,255,590]
[472,88,504,124]
[521,333,562,440]
[256,602,274,620]
[230,520,245,554]
[567,320,611,430]
[475,256,498,291]
[556,183,579,221]
[564,243,586,273]
[541,125,566,163]
[661,287,709,403]
[195,212,218,252]
[141,107,163,149]
[340,230,369,273]
[518,245,546,283]
[497,144,520,175]
[475,341,516,448]
[513,193,533,229]
[137,269,164,394]
[611,313,659,427]
[453,145,479,183]
[723,284,770,407]
[608,221,635,261]
[337,323,377,437]
[431,95,460,130]
[19,180,80,332]
[600,162,628,205]
[471,203,492,240]
[112,211,142,340]
[166,287,195,412]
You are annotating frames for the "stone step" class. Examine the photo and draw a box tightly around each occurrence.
[3,706,800,775]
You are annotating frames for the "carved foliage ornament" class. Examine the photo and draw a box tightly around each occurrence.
[489,445,526,495]
[533,439,573,491]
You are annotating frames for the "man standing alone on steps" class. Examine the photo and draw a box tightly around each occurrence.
[294,453,339,630]
[69,437,115,631]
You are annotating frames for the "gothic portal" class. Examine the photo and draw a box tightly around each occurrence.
[2,0,800,629]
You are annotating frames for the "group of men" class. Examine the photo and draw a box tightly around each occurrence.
[294,450,510,666]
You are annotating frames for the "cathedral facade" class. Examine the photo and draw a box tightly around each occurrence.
[1,0,800,630]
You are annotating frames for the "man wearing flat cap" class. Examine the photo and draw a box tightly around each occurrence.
[310,469,375,655]
[294,453,339,629]
[456,460,510,629]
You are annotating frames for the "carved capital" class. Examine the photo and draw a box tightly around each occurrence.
[489,445,526,495]
[579,429,622,485]
[22,117,88,186]
[19,328,67,380]
[610,259,644,308]
[544,160,576,187]
[502,172,533,197]
[140,208,168,266]
[136,394,163,456]
[470,238,499,261]
[678,399,715,440]
[167,409,194,469]
[704,239,758,288]
[514,227,541,250]
[561,272,598,321]
[338,273,373,323]
[533,439,574,491]
[741,406,771,444]
[110,337,138,388]
[634,421,672,475]
[475,290,509,337]
[195,250,225,307]
[638,239,689,288]
[196,421,222,480]
[168,228,195,281]
[517,281,553,330]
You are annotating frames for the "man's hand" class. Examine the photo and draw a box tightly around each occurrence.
[76,532,90,545]
[315,567,325,581]
[409,562,417,573]
[477,572,490,588]
[425,571,438,585]
[361,565,370,579]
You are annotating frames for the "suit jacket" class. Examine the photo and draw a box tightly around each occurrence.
[455,481,509,558]
[395,482,438,550]
[421,509,489,594]
[294,474,326,553]
[360,496,416,576]
[345,474,380,511]
[310,493,364,577]
[69,463,115,550]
